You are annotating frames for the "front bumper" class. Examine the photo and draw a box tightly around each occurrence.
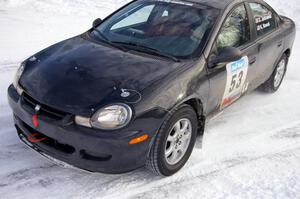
[7,85,166,174]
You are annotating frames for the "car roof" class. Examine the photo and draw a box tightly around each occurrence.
[188,0,239,9]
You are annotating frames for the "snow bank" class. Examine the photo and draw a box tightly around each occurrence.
[0,0,130,16]
[0,0,130,65]
[267,0,300,30]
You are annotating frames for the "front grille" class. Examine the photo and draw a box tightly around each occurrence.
[16,120,112,162]
[17,123,75,155]
[22,92,67,120]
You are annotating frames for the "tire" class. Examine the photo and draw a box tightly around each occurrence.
[146,104,198,176]
[260,54,288,93]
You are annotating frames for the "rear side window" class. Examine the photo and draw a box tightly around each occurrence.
[216,4,250,50]
[249,3,277,37]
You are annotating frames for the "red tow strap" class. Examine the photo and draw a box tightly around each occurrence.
[28,133,48,143]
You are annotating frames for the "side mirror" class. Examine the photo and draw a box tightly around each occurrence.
[93,18,102,28]
[209,47,243,68]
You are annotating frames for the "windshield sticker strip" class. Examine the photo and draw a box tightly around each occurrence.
[254,13,273,31]
[257,22,271,31]
[155,0,194,7]
[255,14,272,24]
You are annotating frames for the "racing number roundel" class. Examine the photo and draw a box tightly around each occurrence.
[221,56,249,109]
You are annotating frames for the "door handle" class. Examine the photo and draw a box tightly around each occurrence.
[249,57,257,65]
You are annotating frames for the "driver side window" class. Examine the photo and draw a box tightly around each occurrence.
[216,4,250,50]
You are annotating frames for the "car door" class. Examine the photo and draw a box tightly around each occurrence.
[206,2,260,114]
[248,1,284,87]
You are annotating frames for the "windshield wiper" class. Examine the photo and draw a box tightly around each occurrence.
[91,28,127,52]
[112,41,180,62]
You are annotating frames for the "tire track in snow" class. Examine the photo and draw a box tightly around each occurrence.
[0,63,19,72]
[100,122,300,199]
[105,146,300,199]
[100,146,300,199]
[0,164,57,188]
[127,147,300,199]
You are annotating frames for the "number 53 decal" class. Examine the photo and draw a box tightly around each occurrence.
[221,56,249,110]
[229,71,244,93]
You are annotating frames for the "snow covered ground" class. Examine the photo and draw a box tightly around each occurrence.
[0,0,300,198]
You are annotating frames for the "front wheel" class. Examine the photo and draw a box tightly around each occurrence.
[260,54,288,93]
[146,104,198,176]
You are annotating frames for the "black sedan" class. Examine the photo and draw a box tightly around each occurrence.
[8,0,296,176]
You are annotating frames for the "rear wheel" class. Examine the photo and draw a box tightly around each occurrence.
[146,104,198,176]
[260,54,288,93]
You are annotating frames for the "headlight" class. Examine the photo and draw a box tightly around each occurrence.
[75,104,133,130]
[13,63,25,95]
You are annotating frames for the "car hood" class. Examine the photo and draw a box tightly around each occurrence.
[20,35,184,116]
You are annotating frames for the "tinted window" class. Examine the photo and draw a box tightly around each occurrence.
[217,4,250,49]
[250,3,277,37]
[91,1,219,58]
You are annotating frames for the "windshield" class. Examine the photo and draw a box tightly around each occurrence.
[90,0,219,59]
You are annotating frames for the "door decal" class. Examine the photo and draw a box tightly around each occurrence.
[221,56,249,109]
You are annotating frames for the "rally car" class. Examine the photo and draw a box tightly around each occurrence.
[8,0,295,176]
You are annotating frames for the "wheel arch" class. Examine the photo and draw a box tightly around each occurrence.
[284,48,291,58]
[182,98,206,137]
[150,96,206,149]
[271,48,290,74]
